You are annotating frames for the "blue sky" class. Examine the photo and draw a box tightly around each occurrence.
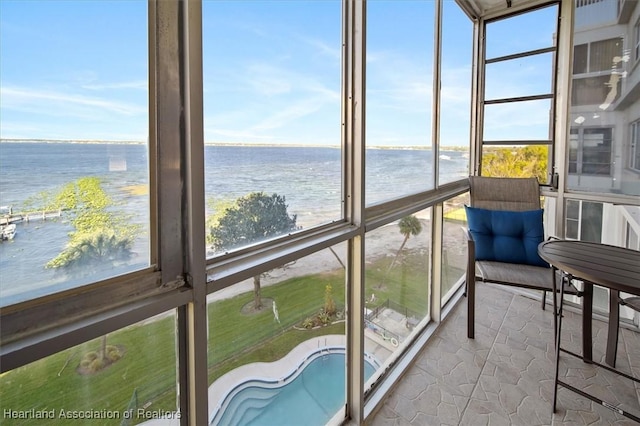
[0,1,555,147]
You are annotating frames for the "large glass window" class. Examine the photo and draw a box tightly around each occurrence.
[634,20,640,63]
[442,194,468,304]
[0,311,178,423]
[366,1,435,204]
[568,3,639,196]
[439,1,472,185]
[568,127,612,175]
[572,38,624,74]
[207,247,348,425]
[364,209,431,385]
[565,199,603,242]
[631,120,640,172]
[202,0,342,256]
[480,4,558,185]
[0,1,150,306]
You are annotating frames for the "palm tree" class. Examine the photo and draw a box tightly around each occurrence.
[387,215,422,273]
[47,230,133,272]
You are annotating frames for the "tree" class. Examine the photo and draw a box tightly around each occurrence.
[208,192,298,309]
[481,146,548,183]
[387,215,422,273]
[324,284,336,316]
[46,177,138,272]
[45,177,135,368]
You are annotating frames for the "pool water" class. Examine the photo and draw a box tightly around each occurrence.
[212,352,377,426]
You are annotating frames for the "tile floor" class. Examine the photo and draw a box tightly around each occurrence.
[369,284,640,425]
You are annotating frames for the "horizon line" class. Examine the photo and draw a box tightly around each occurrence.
[0,138,469,150]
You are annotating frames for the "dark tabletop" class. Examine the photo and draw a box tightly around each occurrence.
[538,240,640,296]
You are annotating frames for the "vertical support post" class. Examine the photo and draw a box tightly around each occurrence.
[155,0,208,424]
[430,0,443,322]
[470,16,485,176]
[181,1,209,424]
[431,204,443,323]
[344,0,366,423]
[432,0,442,188]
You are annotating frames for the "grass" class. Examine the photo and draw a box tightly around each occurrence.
[0,251,463,425]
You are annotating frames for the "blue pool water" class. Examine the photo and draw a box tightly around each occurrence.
[212,351,377,426]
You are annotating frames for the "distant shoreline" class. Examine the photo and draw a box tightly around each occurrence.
[0,138,468,151]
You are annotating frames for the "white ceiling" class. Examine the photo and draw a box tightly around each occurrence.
[458,0,554,19]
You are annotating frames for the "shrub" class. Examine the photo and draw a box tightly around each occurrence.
[318,310,331,325]
[302,317,315,329]
[89,357,105,373]
[106,346,121,362]
[324,284,336,316]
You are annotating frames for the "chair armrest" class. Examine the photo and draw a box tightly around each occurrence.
[463,226,473,242]
[463,226,476,282]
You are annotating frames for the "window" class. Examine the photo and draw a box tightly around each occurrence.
[571,38,624,107]
[0,311,178,422]
[572,37,624,75]
[0,1,499,425]
[438,0,472,185]
[442,194,469,304]
[573,43,588,74]
[479,4,559,185]
[634,20,640,63]
[571,75,622,106]
[0,1,150,307]
[202,0,343,255]
[590,38,624,72]
[207,248,349,425]
[365,209,432,377]
[569,127,612,175]
[569,1,638,196]
[366,0,435,204]
[631,120,640,172]
[565,199,603,242]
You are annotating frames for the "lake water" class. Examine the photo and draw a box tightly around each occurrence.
[0,142,469,306]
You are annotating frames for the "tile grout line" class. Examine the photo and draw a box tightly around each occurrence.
[457,289,516,426]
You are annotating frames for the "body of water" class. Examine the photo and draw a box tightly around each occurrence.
[0,142,469,306]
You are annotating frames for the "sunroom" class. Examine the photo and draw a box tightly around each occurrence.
[0,0,639,425]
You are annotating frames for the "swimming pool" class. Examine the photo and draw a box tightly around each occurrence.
[211,349,378,426]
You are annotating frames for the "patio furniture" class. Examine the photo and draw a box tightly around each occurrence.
[607,291,640,367]
[538,239,640,421]
[465,176,580,339]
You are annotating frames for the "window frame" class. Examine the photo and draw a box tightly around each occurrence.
[568,126,614,176]
[634,18,640,64]
[0,2,474,425]
[631,119,640,172]
[476,2,561,185]
[564,199,603,242]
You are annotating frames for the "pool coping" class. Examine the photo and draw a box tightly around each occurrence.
[208,334,352,423]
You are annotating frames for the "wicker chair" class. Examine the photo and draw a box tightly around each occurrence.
[465,176,580,339]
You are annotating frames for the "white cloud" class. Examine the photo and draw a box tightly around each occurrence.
[81,80,147,91]
[304,37,341,61]
[1,86,146,116]
[252,96,326,131]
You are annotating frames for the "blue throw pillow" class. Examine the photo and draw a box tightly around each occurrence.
[465,206,549,268]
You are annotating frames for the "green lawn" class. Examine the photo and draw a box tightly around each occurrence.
[0,252,462,425]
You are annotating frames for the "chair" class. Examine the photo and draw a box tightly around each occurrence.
[606,292,640,367]
[465,176,580,339]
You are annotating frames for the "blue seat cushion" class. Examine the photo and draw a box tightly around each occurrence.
[465,206,549,268]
